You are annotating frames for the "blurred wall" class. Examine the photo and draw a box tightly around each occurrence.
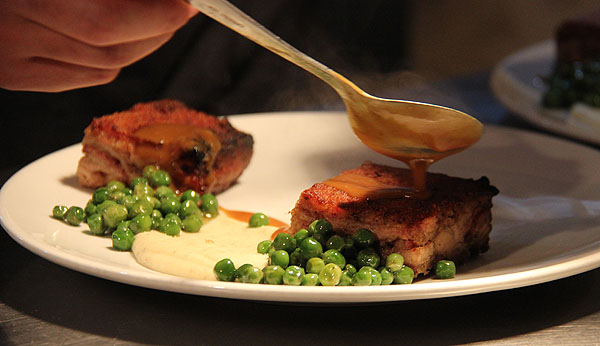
[407,0,600,78]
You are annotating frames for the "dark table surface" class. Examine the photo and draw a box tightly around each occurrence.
[2,71,600,346]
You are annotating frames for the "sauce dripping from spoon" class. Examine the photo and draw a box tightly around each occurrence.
[188,0,484,197]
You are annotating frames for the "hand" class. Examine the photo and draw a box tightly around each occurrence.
[0,0,197,92]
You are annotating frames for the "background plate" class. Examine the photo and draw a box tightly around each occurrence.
[1,111,600,303]
[490,40,600,145]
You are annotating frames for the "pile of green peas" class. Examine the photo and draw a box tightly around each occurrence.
[214,218,450,286]
[542,60,600,108]
[52,165,218,251]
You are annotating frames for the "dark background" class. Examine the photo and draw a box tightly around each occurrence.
[2,0,599,173]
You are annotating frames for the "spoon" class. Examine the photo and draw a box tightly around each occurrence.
[187,0,483,165]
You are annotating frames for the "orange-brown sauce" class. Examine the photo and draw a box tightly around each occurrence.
[220,207,288,228]
[133,123,222,190]
[346,103,482,198]
[220,207,289,240]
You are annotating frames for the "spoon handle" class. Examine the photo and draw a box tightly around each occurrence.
[187,0,358,98]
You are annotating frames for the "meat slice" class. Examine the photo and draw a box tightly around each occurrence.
[76,100,253,194]
[288,162,499,277]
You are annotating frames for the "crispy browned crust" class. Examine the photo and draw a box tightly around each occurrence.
[289,162,499,276]
[76,100,253,194]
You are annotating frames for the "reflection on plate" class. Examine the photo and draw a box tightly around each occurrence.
[491,40,600,145]
[1,112,600,303]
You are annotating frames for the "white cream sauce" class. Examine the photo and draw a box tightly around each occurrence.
[132,214,277,280]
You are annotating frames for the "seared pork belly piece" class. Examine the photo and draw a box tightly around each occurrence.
[77,100,253,194]
[289,162,499,277]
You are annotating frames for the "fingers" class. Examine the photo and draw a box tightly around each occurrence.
[0,0,197,91]
[1,58,121,92]
[13,0,197,46]
[24,19,176,69]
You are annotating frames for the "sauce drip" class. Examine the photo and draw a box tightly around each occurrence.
[133,123,222,190]
[346,101,482,198]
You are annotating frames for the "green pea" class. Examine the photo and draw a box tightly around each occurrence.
[180,189,200,204]
[84,200,97,218]
[283,266,305,286]
[91,187,109,204]
[96,200,116,216]
[166,213,182,225]
[149,196,161,209]
[249,213,269,227]
[435,260,456,279]
[240,266,263,284]
[106,180,126,192]
[130,214,152,234]
[65,206,85,226]
[306,257,325,274]
[182,214,203,233]
[257,240,272,254]
[87,214,105,235]
[318,263,342,286]
[102,204,128,228]
[235,263,253,280]
[130,176,148,189]
[200,193,219,217]
[52,205,68,219]
[160,196,181,215]
[299,237,323,260]
[342,238,357,259]
[309,219,333,236]
[364,267,382,286]
[150,169,171,187]
[133,183,154,198]
[302,273,320,286]
[262,265,285,285]
[322,249,346,269]
[269,250,290,268]
[344,263,357,276]
[272,232,296,253]
[109,190,127,203]
[121,195,138,210]
[151,216,163,230]
[293,228,310,243]
[155,186,176,199]
[325,235,345,251]
[357,248,380,268]
[142,165,157,179]
[351,269,372,286]
[179,199,201,218]
[386,253,405,272]
[160,216,181,236]
[353,228,376,248]
[380,267,394,285]
[165,213,182,224]
[289,248,305,267]
[112,229,134,251]
[338,270,353,286]
[214,258,236,281]
[115,220,131,233]
[309,219,333,245]
[393,265,414,284]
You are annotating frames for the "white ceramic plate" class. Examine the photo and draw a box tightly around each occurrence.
[490,40,600,145]
[2,112,600,303]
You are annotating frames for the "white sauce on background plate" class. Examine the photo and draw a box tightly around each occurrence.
[132,214,277,280]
